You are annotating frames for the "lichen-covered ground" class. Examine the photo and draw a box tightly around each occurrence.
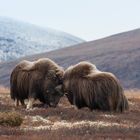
[0,88,140,140]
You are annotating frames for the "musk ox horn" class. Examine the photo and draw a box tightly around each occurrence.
[47,70,57,79]
[56,68,64,78]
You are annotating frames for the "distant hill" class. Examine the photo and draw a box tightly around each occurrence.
[0,29,140,89]
[0,17,84,61]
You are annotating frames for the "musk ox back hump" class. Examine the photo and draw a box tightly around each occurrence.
[64,61,97,79]
[23,58,64,77]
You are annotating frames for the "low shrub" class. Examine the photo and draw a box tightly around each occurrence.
[0,112,23,127]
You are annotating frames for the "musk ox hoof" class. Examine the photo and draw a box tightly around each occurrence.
[44,104,49,108]
[71,105,78,110]
[26,108,34,111]
[28,107,39,112]
[21,105,26,108]
[26,105,33,110]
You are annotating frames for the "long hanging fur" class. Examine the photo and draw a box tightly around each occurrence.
[63,61,129,112]
[10,58,64,107]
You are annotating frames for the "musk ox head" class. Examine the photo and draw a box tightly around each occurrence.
[43,69,64,107]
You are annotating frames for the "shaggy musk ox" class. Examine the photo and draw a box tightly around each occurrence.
[63,61,129,112]
[10,58,64,109]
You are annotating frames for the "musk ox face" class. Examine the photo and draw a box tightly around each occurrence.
[43,71,64,107]
[43,85,63,107]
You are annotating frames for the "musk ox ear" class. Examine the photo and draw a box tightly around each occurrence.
[55,85,64,96]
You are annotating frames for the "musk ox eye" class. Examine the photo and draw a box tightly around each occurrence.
[58,78,63,84]
[46,90,49,93]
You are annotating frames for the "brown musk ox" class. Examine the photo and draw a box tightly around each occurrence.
[63,61,129,112]
[10,58,64,109]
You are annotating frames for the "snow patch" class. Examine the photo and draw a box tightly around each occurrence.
[0,17,84,62]
[22,115,133,131]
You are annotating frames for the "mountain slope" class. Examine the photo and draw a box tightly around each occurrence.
[0,29,140,89]
[0,17,84,61]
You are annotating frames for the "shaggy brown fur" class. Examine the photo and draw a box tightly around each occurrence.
[63,61,129,112]
[10,58,64,109]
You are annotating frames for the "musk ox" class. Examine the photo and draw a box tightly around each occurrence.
[10,58,64,109]
[63,61,129,112]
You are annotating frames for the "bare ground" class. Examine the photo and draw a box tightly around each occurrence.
[0,88,140,140]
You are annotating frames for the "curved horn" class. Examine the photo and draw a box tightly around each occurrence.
[47,70,56,79]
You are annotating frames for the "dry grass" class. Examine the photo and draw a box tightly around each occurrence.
[0,86,9,94]
[125,89,140,99]
[0,112,23,127]
[0,86,140,140]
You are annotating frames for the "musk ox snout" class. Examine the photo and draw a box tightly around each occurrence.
[55,85,64,96]
[44,84,64,107]
[49,102,57,107]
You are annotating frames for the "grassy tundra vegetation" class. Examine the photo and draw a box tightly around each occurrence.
[0,86,140,140]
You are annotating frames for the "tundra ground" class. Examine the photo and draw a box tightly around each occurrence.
[0,87,140,140]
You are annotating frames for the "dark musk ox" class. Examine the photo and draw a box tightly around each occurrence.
[63,61,129,112]
[10,58,64,109]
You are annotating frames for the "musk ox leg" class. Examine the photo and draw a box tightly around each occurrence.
[71,105,78,110]
[26,98,35,110]
[20,100,26,107]
[15,99,19,107]
[44,104,49,108]
[108,97,114,112]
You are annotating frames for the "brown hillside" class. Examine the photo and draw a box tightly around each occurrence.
[0,28,140,89]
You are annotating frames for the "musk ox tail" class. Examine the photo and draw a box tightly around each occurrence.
[10,63,24,100]
[116,93,129,112]
[111,77,129,112]
[10,69,16,100]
